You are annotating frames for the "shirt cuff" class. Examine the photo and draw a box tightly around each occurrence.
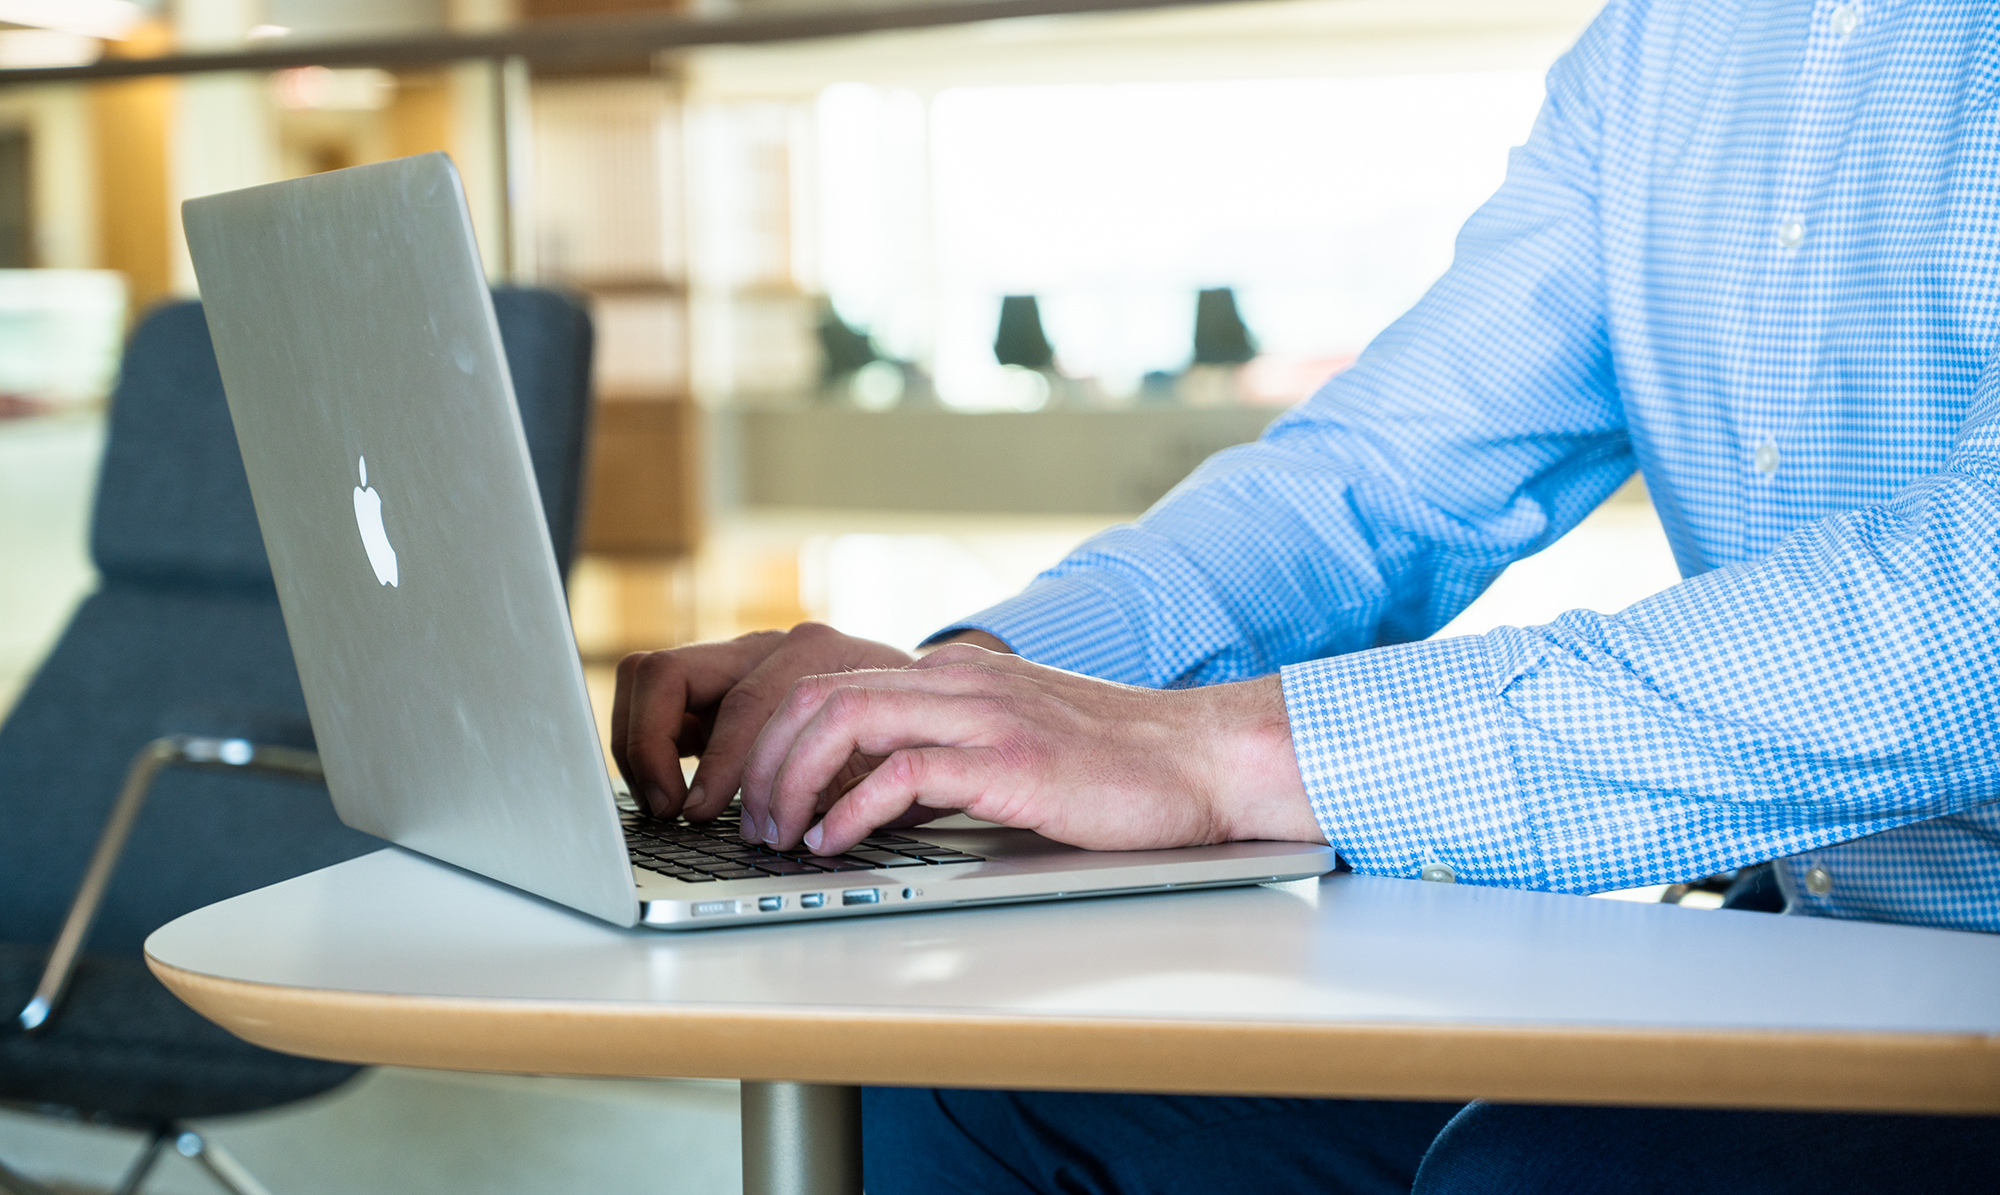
[926,573,1152,684]
[1279,635,1546,887]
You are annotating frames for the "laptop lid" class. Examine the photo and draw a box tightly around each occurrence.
[182,153,639,927]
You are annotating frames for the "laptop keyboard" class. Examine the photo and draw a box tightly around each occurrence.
[620,809,983,883]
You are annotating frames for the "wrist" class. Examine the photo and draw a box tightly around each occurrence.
[1198,675,1323,844]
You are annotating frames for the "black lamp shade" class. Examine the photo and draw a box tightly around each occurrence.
[994,295,1055,370]
[1193,287,1257,365]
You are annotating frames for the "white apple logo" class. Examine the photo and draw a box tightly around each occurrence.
[352,456,399,587]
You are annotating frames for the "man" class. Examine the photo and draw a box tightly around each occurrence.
[614,0,1999,1188]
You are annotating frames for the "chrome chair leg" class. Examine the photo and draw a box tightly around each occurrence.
[0,1153,59,1195]
[16,736,323,1034]
[172,1130,274,1195]
[111,1129,169,1195]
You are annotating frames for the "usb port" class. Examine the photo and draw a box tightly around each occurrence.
[799,892,825,909]
[757,896,783,912]
[842,888,881,906]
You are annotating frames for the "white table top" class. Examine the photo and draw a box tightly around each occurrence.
[147,848,2000,1113]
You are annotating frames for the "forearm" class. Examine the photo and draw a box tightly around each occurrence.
[1289,444,2000,893]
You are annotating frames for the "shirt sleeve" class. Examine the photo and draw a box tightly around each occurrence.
[1287,362,2000,894]
[942,4,1637,689]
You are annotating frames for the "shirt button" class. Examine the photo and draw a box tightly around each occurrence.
[1830,3,1860,38]
[1805,866,1833,896]
[1419,861,1458,883]
[1753,438,1780,476]
[1776,218,1806,250]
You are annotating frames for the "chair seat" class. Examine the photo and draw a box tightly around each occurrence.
[0,945,359,1125]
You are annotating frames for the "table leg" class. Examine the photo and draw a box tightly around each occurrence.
[740,1081,862,1195]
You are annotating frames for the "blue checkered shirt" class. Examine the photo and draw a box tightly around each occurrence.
[948,0,2000,934]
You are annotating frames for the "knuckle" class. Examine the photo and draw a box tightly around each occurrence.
[631,650,680,685]
[784,674,836,712]
[824,685,871,719]
[717,681,768,715]
[881,749,927,789]
[787,620,836,644]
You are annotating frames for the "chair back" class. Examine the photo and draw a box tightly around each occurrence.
[0,290,594,956]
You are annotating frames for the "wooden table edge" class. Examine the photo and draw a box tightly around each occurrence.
[148,955,2000,1115]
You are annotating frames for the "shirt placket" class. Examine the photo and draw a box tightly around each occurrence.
[1735,0,1876,553]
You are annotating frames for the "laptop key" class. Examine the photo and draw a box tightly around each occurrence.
[711,867,764,880]
[850,851,926,867]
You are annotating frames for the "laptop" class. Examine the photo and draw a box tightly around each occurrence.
[181,153,1337,930]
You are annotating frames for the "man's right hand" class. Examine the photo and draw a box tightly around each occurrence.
[612,623,920,822]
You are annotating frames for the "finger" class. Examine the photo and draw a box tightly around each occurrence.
[610,652,640,790]
[807,746,995,855]
[685,645,827,827]
[738,672,931,835]
[620,634,786,820]
[739,663,1031,831]
[692,628,914,830]
[759,688,1007,848]
[743,662,1030,793]
[627,637,774,814]
[623,651,693,818]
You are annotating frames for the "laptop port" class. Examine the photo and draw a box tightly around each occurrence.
[799,892,825,909]
[757,896,784,912]
[692,900,737,917]
[842,888,881,906]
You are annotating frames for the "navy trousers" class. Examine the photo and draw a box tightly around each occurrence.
[862,1088,2000,1194]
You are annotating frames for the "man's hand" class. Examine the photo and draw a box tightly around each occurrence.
[611,623,917,820]
[737,642,1324,855]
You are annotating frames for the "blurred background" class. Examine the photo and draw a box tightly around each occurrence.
[0,0,1680,1190]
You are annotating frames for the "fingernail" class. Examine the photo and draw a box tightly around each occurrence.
[644,786,668,816]
[804,823,824,852]
[687,783,704,811]
[764,815,780,843]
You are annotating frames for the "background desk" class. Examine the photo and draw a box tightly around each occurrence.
[146,850,2000,1193]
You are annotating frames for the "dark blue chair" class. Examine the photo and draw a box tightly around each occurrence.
[0,290,593,1195]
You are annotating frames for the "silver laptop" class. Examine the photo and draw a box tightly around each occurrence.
[181,153,1336,930]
